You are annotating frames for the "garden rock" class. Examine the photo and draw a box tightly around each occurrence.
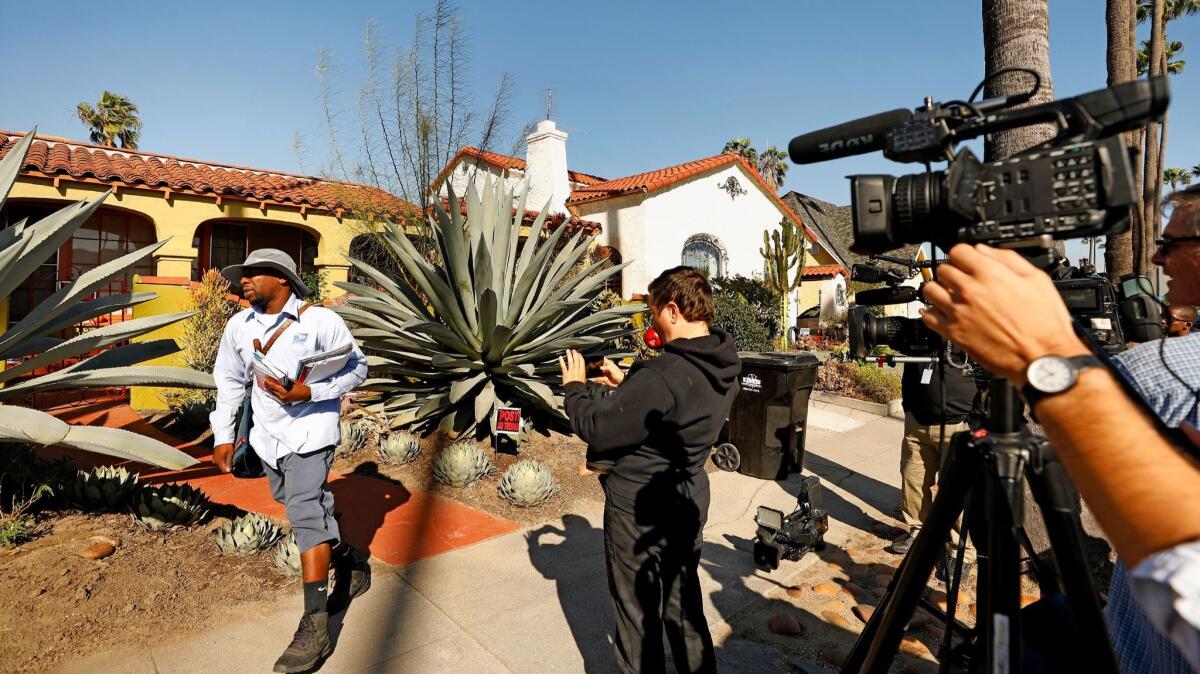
[821,611,851,630]
[812,581,840,596]
[78,543,115,560]
[853,604,875,623]
[769,612,804,636]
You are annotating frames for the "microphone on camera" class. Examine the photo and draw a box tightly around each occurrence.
[855,286,921,305]
[788,108,914,164]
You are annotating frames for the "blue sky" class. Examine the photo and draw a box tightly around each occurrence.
[3,0,1197,266]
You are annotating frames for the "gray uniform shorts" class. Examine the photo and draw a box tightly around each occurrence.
[264,446,340,553]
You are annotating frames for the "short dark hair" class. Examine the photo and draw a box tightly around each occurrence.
[648,266,715,323]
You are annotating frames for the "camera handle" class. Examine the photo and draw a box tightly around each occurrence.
[841,378,1118,674]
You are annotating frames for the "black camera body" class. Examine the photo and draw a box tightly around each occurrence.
[790,76,1169,256]
[851,136,1136,255]
[1056,272,1164,353]
[754,476,829,571]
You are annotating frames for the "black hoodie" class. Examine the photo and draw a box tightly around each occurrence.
[564,328,742,512]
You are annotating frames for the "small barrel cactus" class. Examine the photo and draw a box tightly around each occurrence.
[130,483,210,531]
[432,441,492,488]
[273,531,301,576]
[215,513,283,555]
[498,460,561,507]
[378,431,422,465]
[66,465,141,511]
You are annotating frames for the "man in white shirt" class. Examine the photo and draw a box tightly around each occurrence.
[209,249,368,673]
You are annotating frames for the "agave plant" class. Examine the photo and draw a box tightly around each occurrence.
[336,418,367,457]
[378,430,421,465]
[0,131,213,469]
[130,482,209,531]
[333,178,644,438]
[215,513,283,555]
[497,459,560,508]
[273,531,301,576]
[66,465,141,512]
[432,441,492,488]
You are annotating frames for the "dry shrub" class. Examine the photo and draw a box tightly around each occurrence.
[160,270,239,424]
[816,359,901,404]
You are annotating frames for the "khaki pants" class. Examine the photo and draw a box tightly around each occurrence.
[899,412,976,563]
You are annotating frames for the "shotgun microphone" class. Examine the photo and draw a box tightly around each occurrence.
[788,108,914,164]
[854,286,921,306]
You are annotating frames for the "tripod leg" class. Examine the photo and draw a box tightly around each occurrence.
[1025,442,1119,674]
[975,435,1025,674]
[842,432,982,674]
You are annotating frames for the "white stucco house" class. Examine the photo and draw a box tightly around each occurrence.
[433,120,847,327]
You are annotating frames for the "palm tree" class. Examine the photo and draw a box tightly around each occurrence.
[1164,166,1193,190]
[75,91,142,149]
[1137,0,1198,272]
[1192,163,1200,180]
[982,0,1056,161]
[1105,0,1138,278]
[1138,39,1186,74]
[721,138,788,191]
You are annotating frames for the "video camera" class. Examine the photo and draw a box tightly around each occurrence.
[1056,271,1163,353]
[789,71,1169,257]
[753,476,829,571]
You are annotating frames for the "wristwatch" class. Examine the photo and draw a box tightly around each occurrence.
[1020,354,1103,408]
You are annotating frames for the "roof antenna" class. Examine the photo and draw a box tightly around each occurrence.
[545,89,553,120]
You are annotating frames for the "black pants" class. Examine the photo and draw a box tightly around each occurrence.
[602,476,715,674]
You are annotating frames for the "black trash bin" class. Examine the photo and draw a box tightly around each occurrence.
[713,352,820,480]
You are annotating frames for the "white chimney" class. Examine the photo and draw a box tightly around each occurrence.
[523,120,571,216]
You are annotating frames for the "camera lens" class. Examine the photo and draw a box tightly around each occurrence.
[892,172,946,242]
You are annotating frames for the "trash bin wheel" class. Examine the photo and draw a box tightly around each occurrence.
[712,442,741,472]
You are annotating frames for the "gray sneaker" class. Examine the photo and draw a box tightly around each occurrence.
[887,532,914,555]
[273,611,331,673]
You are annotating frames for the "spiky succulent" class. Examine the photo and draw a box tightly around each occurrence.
[333,177,644,438]
[498,459,560,508]
[215,513,283,555]
[0,130,213,469]
[432,441,492,488]
[273,531,301,576]
[130,483,209,531]
[378,430,421,465]
[66,465,141,511]
[336,418,368,457]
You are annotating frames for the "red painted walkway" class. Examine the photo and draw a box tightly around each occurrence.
[46,402,519,565]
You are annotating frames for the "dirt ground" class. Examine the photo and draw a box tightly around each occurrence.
[333,429,606,527]
[0,511,292,673]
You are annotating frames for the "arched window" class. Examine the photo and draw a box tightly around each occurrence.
[596,245,623,297]
[681,234,726,279]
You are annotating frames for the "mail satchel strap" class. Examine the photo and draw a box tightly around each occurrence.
[252,302,313,355]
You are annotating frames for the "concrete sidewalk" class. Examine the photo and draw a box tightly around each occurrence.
[58,410,905,674]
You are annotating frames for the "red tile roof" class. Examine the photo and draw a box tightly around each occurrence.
[568,153,842,272]
[800,264,846,278]
[0,130,413,217]
[432,146,607,192]
[438,197,600,234]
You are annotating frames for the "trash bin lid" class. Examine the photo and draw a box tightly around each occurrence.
[738,351,821,371]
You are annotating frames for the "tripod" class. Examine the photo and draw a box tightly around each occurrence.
[841,378,1119,673]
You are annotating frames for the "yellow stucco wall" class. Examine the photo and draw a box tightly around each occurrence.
[7,175,361,291]
[127,276,193,410]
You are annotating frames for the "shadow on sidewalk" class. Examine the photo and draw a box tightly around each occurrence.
[802,450,899,538]
[526,514,613,674]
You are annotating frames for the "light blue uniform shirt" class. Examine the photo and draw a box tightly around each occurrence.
[210,293,368,469]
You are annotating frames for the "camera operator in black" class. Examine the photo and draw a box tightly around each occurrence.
[890,351,979,569]
[559,266,740,674]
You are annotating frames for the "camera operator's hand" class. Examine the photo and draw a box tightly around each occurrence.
[559,350,587,386]
[920,243,1090,385]
[590,358,625,387]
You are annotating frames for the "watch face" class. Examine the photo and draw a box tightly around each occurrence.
[1027,356,1077,394]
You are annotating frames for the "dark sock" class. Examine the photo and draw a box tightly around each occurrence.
[303,579,329,614]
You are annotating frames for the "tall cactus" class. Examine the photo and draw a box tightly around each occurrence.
[759,217,807,348]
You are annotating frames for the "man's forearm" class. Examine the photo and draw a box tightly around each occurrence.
[1034,367,1200,566]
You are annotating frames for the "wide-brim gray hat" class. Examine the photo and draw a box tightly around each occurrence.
[221,248,310,298]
